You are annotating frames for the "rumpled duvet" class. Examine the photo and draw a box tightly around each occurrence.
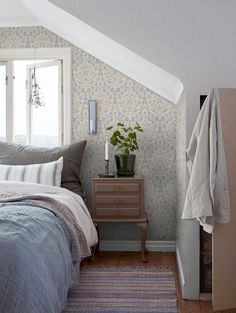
[0,181,98,313]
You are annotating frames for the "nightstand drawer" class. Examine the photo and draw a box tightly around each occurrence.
[95,207,141,218]
[94,182,140,193]
[95,194,140,205]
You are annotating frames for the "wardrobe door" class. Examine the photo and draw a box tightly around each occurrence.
[212,89,236,311]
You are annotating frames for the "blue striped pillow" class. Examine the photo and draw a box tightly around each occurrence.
[0,157,63,187]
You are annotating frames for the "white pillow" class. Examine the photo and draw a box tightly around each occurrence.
[0,157,63,187]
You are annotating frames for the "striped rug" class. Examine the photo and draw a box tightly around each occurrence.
[63,267,179,313]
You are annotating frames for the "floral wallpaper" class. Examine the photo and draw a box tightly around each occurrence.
[0,26,178,241]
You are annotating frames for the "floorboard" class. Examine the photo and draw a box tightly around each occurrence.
[81,251,236,313]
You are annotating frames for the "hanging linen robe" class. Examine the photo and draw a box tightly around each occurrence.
[182,88,230,233]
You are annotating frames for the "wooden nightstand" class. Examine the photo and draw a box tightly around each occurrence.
[92,176,148,262]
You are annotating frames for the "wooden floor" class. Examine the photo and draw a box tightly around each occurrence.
[82,251,236,313]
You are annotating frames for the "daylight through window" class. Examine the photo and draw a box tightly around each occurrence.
[0,48,71,146]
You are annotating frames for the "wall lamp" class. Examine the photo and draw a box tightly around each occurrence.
[88,100,97,135]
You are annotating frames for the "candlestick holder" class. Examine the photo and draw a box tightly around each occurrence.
[98,159,115,178]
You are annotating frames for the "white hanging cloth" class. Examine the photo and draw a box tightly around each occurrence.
[182,88,230,233]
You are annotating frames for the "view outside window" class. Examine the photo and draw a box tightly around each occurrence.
[13,60,61,147]
[0,63,6,142]
[30,62,60,147]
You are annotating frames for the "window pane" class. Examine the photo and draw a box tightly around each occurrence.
[0,64,6,141]
[13,60,29,144]
[13,60,60,147]
[31,64,59,147]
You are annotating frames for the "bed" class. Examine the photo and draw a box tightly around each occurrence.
[0,141,98,313]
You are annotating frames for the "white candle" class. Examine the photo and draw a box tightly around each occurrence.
[105,140,109,160]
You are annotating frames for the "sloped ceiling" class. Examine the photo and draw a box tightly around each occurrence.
[0,0,38,26]
[47,0,236,88]
[0,0,183,104]
[2,0,236,110]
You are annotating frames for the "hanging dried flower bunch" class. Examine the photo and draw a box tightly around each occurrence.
[28,67,45,108]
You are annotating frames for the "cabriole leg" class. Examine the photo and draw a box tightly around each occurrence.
[137,222,148,263]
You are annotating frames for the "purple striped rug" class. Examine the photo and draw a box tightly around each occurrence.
[63,267,179,313]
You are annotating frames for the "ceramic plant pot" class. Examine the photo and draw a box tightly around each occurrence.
[115,154,136,177]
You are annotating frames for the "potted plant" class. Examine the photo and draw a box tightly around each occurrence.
[106,122,143,176]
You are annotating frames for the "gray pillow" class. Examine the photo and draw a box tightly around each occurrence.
[0,140,87,199]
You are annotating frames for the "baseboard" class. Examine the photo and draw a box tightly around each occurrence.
[99,240,176,252]
[176,245,185,288]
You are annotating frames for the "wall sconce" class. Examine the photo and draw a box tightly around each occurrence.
[88,100,97,135]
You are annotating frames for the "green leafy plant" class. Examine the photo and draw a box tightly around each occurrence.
[106,122,143,155]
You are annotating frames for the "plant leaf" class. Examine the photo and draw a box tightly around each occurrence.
[106,126,113,130]
[117,122,124,127]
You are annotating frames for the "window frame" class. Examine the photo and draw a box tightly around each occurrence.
[0,48,71,145]
[0,61,7,141]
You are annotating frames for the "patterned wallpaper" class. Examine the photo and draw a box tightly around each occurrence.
[0,26,178,241]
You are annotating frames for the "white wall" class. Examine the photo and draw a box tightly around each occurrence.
[175,92,200,300]
[49,0,236,139]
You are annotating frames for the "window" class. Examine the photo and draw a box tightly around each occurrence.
[13,59,62,146]
[0,48,71,147]
[0,62,6,141]
[27,60,62,146]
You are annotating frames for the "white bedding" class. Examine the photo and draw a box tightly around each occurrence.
[0,181,98,248]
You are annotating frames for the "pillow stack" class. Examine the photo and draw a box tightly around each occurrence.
[0,141,87,198]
